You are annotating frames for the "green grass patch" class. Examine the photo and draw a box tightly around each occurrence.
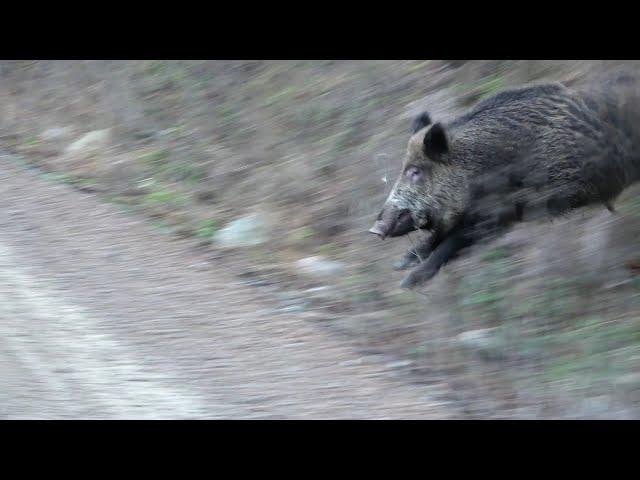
[140,150,170,170]
[165,162,206,184]
[195,219,220,239]
[144,189,186,207]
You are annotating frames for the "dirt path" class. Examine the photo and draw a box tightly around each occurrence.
[0,153,452,419]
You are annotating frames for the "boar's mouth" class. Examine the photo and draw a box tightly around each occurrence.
[368,208,416,240]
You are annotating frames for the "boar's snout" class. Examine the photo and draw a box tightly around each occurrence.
[368,220,388,238]
[368,207,415,240]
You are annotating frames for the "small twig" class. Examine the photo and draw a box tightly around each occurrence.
[375,153,392,197]
[406,230,427,263]
[406,231,419,261]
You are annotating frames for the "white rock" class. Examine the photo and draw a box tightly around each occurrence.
[296,256,345,278]
[65,129,111,155]
[457,328,503,355]
[216,214,268,248]
[41,126,73,142]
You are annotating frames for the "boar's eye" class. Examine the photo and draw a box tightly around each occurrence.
[404,165,423,184]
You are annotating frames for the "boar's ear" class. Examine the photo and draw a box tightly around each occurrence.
[411,112,432,134]
[423,122,448,160]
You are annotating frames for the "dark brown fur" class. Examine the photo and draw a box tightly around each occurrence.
[371,71,640,289]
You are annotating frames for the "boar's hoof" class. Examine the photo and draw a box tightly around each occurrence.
[393,253,420,271]
[400,273,419,290]
[401,266,439,290]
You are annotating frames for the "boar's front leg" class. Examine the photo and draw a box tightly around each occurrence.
[400,229,473,290]
[393,234,437,271]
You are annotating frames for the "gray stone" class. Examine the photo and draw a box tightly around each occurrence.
[296,256,345,278]
[216,214,268,248]
[457,328,504,358]
[41,126,73,142]
[65,129,111,155]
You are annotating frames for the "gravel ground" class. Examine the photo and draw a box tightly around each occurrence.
[0,153,453,419]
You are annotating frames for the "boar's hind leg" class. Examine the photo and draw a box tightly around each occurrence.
[605,201,617,214]
[400,230,473,290]
[393,235,436,271]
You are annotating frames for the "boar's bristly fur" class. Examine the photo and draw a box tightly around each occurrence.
[371,71,640,289]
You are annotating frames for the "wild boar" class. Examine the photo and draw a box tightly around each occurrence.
[370,71,640,289]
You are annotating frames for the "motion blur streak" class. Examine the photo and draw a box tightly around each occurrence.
[0,241,207,419]
[3,61,640,418]
[0,154,448,419]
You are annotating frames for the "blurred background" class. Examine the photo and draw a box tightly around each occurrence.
[2,60,640,419]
